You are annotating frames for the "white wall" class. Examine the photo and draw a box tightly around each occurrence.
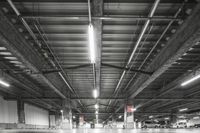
[0,96,18,123]
[24,103,49,126]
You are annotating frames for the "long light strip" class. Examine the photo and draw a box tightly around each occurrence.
[179,108,188,112]
[95,103,99,109]
[95,110,98,114]
[181,74,200,86]
[88,24,95,64]
[0,79,10,87]
[93,89,98,98]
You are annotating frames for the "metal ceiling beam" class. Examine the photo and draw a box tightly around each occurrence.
[116,0,160,94]
[72,97,124,100]
[105,2,200,116]
[75,112,191,115]
[123,2,185,93]
[5,97,125,100]
[91,0,103,98]
[7,97,200,101]
[105,0,160,111]
[22,15,181,21]
[5,97,62,101]
[2,0,83,112]
[102,63,153,75]
[0,8,66,99]
[128,3,200,99]
[158,101,200,112]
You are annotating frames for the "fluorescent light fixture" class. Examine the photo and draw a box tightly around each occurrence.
[179,108,188,112]
[9,60,22,64]
[164,117,169,120]
[88,24,95,64]
[93,89,98,98]
[154,119,158,122]
[95,110,98,114]
[193,116,200,120]
[0,79,10,87]
[131,108,137,112]
[0,47,7,50]
[181,74,200,86]
[149,115,153,118]
[0,52,12,55]
[178,116,185,118]
[4,57,17,60]
[95,104,99,109]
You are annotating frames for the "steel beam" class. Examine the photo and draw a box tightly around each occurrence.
[91,0,103,98]
[105,0,160,113]
[22,15,180,21]
[129,3,200,99]
[0,5,67,98]
[102,63,153,75]
[107,2,200,115]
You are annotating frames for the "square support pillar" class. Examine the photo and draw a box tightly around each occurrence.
[17,99,25,124]
[61,99,72,129]
[124,104,135,129]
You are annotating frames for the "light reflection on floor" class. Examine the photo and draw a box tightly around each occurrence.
[0,129,200,133]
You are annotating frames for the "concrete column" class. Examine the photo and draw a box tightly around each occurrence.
[61,99,72,129]
[112,115,117,128]
[124,104,127,128]
[124,103,135,129]
[17,99,25,124]
[79,115,84,128]
[170,113,177,124]
[55,112,61,128]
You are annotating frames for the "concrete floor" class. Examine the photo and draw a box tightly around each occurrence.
[0,129,200,133]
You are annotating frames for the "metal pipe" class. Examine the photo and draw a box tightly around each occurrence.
[106,0,160,109]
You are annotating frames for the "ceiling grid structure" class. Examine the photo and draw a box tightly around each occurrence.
[0,0,200,122]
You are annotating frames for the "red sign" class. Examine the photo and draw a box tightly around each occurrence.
[79,115,84,122]
[127,105,134,113]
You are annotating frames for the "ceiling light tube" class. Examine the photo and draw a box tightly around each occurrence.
[95,110,98,114]
[0,79,10,87]
[181,74,200,86]
[193,116,200,120]
[179,108,188,112]
[95,104,99,109]
[131,108,137,112]
[88,24,95,64]
[93,89,98,98]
